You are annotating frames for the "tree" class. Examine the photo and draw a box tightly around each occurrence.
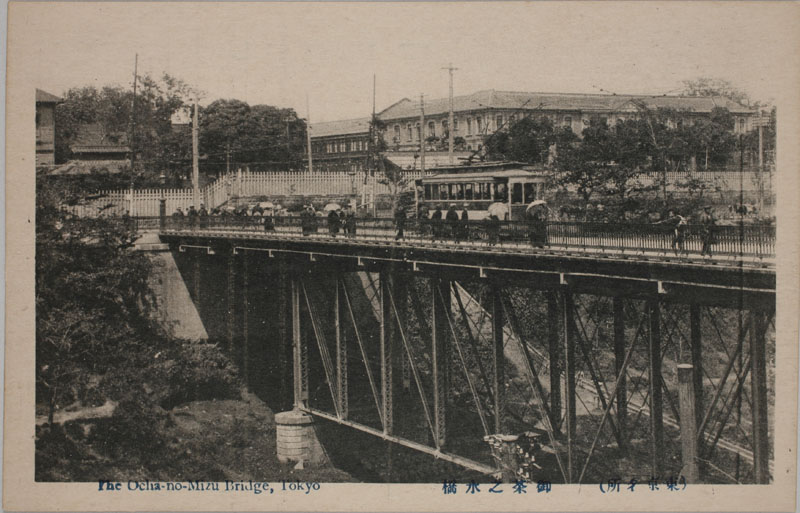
[682,77,753,106]
[36,174,155,424]
[197,100,306,174]
[553,118,614,203]
[484,116,577,164]
[54,73,199,184]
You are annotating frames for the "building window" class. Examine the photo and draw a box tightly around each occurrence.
[415,122,421,141]
[476,116,483,133]
[442,119,448,135]
[453,118,459,134]
[407,124,413,142]
[564,115,572,127]
[467,118,473,135]
[509,115,516,126]
[496,115,503,130]
[393,124,401,143]
[428,121,436,138]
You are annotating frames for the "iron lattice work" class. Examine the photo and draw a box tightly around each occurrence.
[274,268,773,484]
[167,228,775,484]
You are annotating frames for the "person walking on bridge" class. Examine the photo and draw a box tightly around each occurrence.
[394,204,406,241]
[187,205,198,229]
[660,209,687,256]
[699,205,716,257]
[198,204,208,229]
[459,203,470,242]
[431,204,443,241]
[327,209,341,237]
[300,205,312,236]
[446,204,460,242]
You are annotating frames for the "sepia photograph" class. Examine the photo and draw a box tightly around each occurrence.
[5,1,799,511]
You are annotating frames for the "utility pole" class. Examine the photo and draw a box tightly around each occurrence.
[128,53,138,215]
[757,118,765,214]
[192,102,199,208]
[370,74,377,216]
[442,63,458,164]
[419,94,426,173]
[306,95,314,174]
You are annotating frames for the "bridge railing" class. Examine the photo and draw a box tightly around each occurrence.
[158,216,775,259]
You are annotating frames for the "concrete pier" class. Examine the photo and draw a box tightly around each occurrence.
[275,410,325,467]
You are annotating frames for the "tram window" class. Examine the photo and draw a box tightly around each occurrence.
[511,183,523,204]
[479,183,490,200]
[524,183,535,202]
[496,183,507,202]
[465,183,473,200]
[440,184,449,200]
[424,184,432,200]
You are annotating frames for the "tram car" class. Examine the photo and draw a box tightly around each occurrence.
[414,167,548,220]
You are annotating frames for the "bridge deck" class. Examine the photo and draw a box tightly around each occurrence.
[159,224,775,310]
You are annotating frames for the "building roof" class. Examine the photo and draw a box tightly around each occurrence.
[420,168,543,181]
[383,151,473,171]
[309,117,371,138]
[47,160,127,176]
[36,88,61,103]
[377,89,755,120]
[70,123,130,154]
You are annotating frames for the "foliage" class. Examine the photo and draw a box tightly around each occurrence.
[552,117,652,205]
[36,174,158,419]
[552,105,738,215]
[99,340,242,410]
[199,99,306,175]
[55,74,198,185]
[483,116,578,164]
[681,77,753,106]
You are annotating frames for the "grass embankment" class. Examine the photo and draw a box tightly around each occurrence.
[35,339,353,483]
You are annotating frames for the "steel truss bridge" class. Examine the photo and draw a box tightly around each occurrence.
[157,216,775,484]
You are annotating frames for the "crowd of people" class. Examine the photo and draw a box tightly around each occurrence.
[166,200,723,257]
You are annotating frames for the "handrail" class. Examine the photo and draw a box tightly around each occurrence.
[154,216,775,260]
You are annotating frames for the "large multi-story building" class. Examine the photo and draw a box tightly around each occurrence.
[307,117,371,173]
[309,89,757,170]
[36,89,61,167]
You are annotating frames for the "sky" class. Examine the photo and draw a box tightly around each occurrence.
[13,2,798,122]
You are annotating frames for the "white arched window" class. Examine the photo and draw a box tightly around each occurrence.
[407,124,413,142]
[393,124,401,143]
[428,121,436,137]
[467,117,473,135]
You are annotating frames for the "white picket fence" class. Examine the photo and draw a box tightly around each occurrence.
[65,169,425,217]
[64,168,772,218]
